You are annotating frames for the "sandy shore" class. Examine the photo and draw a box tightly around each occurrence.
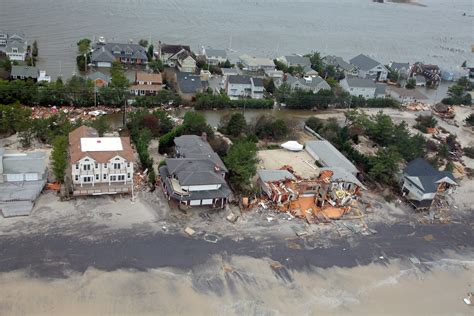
[0,255,472,315]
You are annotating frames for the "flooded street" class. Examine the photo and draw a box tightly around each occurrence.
[1,0,472,79]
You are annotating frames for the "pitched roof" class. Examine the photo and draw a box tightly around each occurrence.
[345,77,377,88]
[251,77,264,87]
[135,71,162,84]
[176,72,203,94]
[205,48,227,59]
[165,158,226,186]
[320,167,365,189]
[90,46,116,63]
[390,62,410,72]
[257,169,296,183]
[91,43,147,62]
[305,140,358,175]
[284,55,311,67]
[11,66,38,78]
[323,55,356,72]
[174,135,227,171]
[387,86,427,100]
[228,75,251,85]
[87,71,110,82]
[350,54,383,71]
[160,44,191,55]
[404,158,456,193]
[68,126,134,163]
[239,54,275,68]
[1,150,46,175]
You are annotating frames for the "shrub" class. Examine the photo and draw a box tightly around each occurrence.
[464,147,474,159]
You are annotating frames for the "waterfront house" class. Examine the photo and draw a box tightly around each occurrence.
[38,70,51,83]
[410,62,441,87]
[285,74,331,94]
[87,72,110,89]
[349,54,388,81]
[387,86,427,104]
[278,55,311,68]
[0,148,46,217]
[305,140,359,176]
[10,65,38,81]
[175,72,203,101]
[130,71,163,96]
[401,158,456,209]
[225,75,265,100]
[389,62,411,80]
[159,135,231,208]
[0,32,27,61]
[239,54,275,72]
[176,50,197,73]
[340,77,377,99]
[322,55,357,76]
[90,43,148,68]
[158,42,192,67]
[203,48,227,65]
[69,126,135,196]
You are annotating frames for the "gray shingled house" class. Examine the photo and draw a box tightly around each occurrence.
[159,135,231,208]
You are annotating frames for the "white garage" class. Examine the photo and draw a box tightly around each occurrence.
[190,200,201,206]
[6,174,24,182]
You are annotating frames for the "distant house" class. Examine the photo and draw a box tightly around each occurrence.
[37,70,51,83]
[175,72,203,101]
[159,135,231,208]
[176,50,197,73]
[387,86,427,103]
[303,65,319,77]
[90,43,148,68]
[69,126,135,196]
[239,54,275,72]
[285,74,331,94]
[389,62,410,79]
[411,62,441,87]
[225,75,265,100]
[340,77,377,98]
[0,148,47,217]
[401,158,457,209]
[10,65,38,81]
[203,48,227,65]
[0,32,27,61]
[264,69,284,81]
[158,42,192,67]
[130,71,163,96]
[278,55,311,68]
[87,71,110,89]
[305,140,359,176]
[349,54,388,81]
[221,67,242,88]
[322,55,357,76]
[415,75,426,87]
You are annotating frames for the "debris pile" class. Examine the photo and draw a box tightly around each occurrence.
[30,105,126,121]
[253,167,364,224]
[403,102,431,111]
[432,103,455,119]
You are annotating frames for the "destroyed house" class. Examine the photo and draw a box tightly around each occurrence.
[159,135,231,207]
[0,148,47,217]
[257,169,297,204]
[69,126,135,196]
[401,158,457,209]
[305,140,359,176]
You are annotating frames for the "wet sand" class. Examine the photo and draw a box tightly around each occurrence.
[0,256,472,315]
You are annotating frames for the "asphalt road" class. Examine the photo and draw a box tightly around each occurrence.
[0,219,473,278]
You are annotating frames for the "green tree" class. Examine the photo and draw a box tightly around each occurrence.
[2,58,12,72]
[264,78,276,94]
[225,112,247,137]
[139,39,149,48]
[387,67,399,82]
[305,117,324,133]
[224,140,259,192]
[368,147,402,184]
[148,59,164,72]
[32,40,38,58]
[77,38,91,55]
[465,113,474,127]
[183,111,213,137]
[51,135,68,183]
[147,44,154,61]
[89,116,110,136]
[306,52,323,73]
[273,59,288,73]
[405,78,416,89]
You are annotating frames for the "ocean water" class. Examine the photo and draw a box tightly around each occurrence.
[0,0,472,79]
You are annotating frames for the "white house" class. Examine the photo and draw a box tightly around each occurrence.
[177,51,197,73]
[278,55,311,68]
[0,32,27,61]
[239,54,275,72]
[340,77,377,98]
[350,54,388,81]
[203,48,227,65]
[285,75,331,94]
[386,86,427,103]
[225,75,265,100]
[69,126,135,196]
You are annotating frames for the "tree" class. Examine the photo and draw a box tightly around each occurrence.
[90,116,110,136]
[224,140,259,192]
[32,40,38,58]
[147,44,154,61]
[273,59,288,73]
[51,135,68,183]
[387,67,399,83]
[254,115,289,141]
[264,78,275,94]
[2,57,11,72]
[305,117,324,133]
[368,147,402,184]
[76,38,91,55]
[225,112,247,137]
[183,111,213,137]
[405,78,416,89]
[414,115,437,133]
[461,60,467,68]
[148,59,164,72]
[307,52,323,73]
[466,113,474,127]
[139,39,149,48]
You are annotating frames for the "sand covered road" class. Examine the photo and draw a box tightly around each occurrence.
[0,255,472,315]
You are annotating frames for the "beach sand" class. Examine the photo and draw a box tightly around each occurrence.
[0,255,472,315]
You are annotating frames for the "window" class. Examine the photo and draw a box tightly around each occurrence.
[104,163,107,168]
[75,175,78,181]
[95,163,98,168]
[128,173,131,179]
[103,174,107,180]
[83,164,91,171]
[110,175,116,181]
[118,175,125,181]
[95,174,99,180]
[127,162,130,168]
[75,164,79,170]
[83,176,92,183]
[114,163,121,170]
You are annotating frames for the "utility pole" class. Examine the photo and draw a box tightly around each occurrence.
[123,95,127,127]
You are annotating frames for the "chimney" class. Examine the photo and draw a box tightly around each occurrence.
[201,132,207,142]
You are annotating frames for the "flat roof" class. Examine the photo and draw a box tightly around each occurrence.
[81,137,123,152]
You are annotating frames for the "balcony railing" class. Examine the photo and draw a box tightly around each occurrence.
[108,168,128,174]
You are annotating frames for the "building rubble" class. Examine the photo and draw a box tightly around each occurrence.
[251,167,366,224]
